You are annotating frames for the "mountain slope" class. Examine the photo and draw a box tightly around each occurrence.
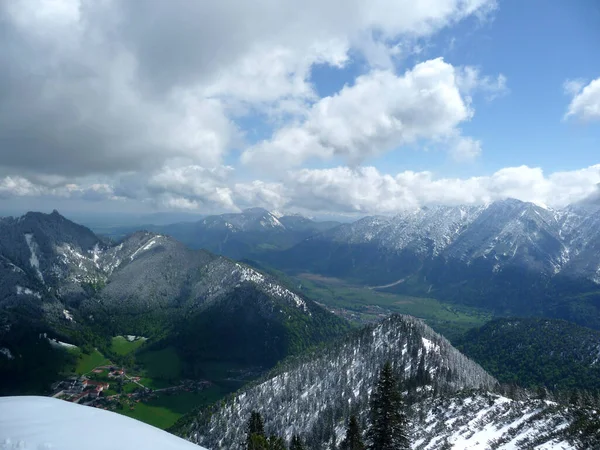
[0,211,349,392]
[412,392,593,449]
[457,318,600,391]
[0,396,207,450]
[176,314,599,450]
[178,315,497,449]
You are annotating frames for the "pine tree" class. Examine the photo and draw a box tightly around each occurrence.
[268,435,286,450]
[248,434,269,450]
[366,361,410,450]
[290,434,306,450]
[340,415,365,450]
[247,411,266,450]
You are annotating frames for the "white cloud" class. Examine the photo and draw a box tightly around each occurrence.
[563,79,586,96]
[234,181,289,211]
[146,166,237,211]
[450,136,482,162]
[231,165,600,214]
[0,0,496,179]
[0,0,512,215]
[564,77,600,122]
[242,58,501,167]
[4,164,599,215]
[457,66,508,100]
[0,177,43,198]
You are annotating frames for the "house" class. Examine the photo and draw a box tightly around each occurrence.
[86,381,109,391]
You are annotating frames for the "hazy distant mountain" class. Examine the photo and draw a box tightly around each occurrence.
[114,207,342,259]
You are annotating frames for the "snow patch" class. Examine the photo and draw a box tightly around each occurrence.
[421,337,439,354]
[16,285,41,299]
[0,347,14,360]
[130,236,162,260]
[48,339,78,349]
[235,264,309,312]
[24,233,44,283]
[63,309,74,321]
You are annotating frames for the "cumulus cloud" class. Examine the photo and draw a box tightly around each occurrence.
[232,165,600,214]
[242,58,501,167]
[450,136,483,162]
[4,164,600,215]
[564,77,600,122]
[0,176,118,201]
[457,66,508,100]
[145,166,237,211]
[0,0,496,179]
[0,0,503,214]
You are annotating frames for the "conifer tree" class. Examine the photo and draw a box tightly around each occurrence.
[247,411,266,450]
[268,435,286,450]
[248,434,269,450]
[366,361,410,450]
[340,415,365,450]
[290,434,306,450]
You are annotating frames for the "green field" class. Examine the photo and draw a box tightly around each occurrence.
[296,273,491,341]
[119,387,225,429]
[137,347,182,384]
[111,336,147,355]
[75,349,110,375]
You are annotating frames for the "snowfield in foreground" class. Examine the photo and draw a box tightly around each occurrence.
[0,396,206,450]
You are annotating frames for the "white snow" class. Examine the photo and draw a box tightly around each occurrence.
[24,233,44,283]
[126,335,147,342]
[48,339,78,349]
[0,348,13,360]
[91,243,102,265]
[63,309,74,321]
[421,337,439,354]
[130,236,162,260]
[0,396,206,450]
[235,264,309,312]
[15,285,42,299]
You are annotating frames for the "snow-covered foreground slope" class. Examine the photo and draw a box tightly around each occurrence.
[413,393,580,449]
[0,396,206,450]
[180,315,497,449]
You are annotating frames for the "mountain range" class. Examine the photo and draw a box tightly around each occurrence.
[2,208,600,447]
[257,199,600,329]
[0,210,348,393]
[97,207,340,260]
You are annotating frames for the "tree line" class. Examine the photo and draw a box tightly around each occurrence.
[245,361,409,450]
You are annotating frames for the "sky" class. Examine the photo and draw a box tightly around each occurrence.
[0,0,599,217]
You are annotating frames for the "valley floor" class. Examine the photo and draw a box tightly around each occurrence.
[294,272,491,341]
[49,337,262,429]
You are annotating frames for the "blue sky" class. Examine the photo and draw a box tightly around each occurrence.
[0,0,599,217]
[305,0,600,177]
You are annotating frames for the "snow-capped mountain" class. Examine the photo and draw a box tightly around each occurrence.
[202,207,286,232]
[134,207,341,259]
[280,199,600,280]
[177,315,598,450]
[179,315,497,449]
[0,396,206,450]
[0,211,349,379]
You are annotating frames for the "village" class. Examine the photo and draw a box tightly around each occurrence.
[51,365,212,413]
